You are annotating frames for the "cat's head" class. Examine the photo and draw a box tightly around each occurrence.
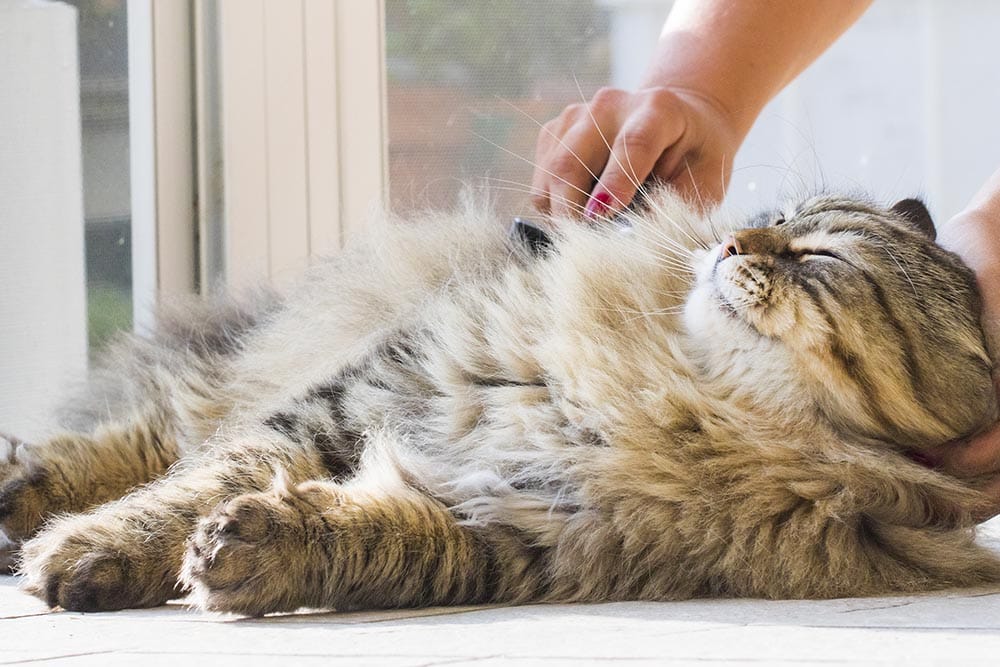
[684,194,997,447]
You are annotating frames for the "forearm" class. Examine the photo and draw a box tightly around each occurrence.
[642,0,873,139]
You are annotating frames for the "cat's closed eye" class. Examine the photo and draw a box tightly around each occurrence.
[797,249,841,261]
[778,248,842,262]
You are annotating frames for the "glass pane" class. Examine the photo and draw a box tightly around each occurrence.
[385,0,625,215]
[386,0,1000,224]
[67,0,134,353]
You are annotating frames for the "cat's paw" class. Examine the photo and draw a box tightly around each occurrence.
[181,481,323,616]
[18,514,174,611]
[0,433,52,572]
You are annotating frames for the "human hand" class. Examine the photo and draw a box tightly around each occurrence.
[932,167,1000,519]
[531,86,743,219]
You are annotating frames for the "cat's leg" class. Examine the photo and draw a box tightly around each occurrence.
[180,477,547,616]
[716,460,1000,598]
[18,435,327,611]
[0,414,179,571]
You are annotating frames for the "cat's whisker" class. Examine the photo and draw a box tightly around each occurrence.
[874,239,918,299]
[620,306,691,324]
[569,76,641,201]
[491,96,619,211]
[481,180,590,218]
[637,244,695,270]
[564,77,712,253]
[466,130,597,210]
[648,256,695,275]
[641,236,695,260]
[616,143,713,253]
[621,212,700,255]
[646,232,698,259]
[643,237,700,268]
[640,191,713,253]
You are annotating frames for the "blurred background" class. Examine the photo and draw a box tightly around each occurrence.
[2,0,999,435]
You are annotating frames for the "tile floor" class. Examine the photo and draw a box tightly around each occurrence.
[2,517,998,666]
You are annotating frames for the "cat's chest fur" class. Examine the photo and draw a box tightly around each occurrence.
[262,228,767,541]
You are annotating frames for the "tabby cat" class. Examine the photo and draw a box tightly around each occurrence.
[2,191,999,616]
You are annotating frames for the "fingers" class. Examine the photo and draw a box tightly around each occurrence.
[923,427,1000,522]
[533,86,741,218]
[978,475,1000,521]
[532,90,625,218]
[590,89,687,217]
[544,121,617,218]
[931,426,1000,478]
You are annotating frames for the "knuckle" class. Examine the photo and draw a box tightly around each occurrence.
[532,193,550,212]
[591,86,623,108]
[617,127,658,155]
[541,115,564,133]
[549,151,589,177]
[561,103,586,120]
[640,86,680,110]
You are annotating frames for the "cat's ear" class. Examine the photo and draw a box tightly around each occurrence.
[890,198,936,240]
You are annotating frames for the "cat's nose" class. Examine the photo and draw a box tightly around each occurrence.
[720,235,743,259]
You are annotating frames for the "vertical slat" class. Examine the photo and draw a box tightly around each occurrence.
[218,0,269,285]
[213,0,387,284]
[263,0,310,280]
[152,0,196,296]
[334,0,387,240]
[303,0,342,256]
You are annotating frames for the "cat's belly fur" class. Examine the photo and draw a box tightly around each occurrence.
[243,274,593,538]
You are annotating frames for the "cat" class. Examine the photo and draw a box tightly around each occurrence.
[1,190,999,616]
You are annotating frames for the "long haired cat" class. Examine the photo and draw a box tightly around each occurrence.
[1,191,998,615]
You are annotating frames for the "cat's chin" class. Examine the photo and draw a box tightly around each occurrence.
[683,284,760,348]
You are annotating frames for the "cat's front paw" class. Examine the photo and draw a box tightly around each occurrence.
[0,433,52,572]
[18,514,175,611]
[181,481,323,616]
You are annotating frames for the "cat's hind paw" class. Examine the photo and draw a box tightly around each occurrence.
[180,481,323,616]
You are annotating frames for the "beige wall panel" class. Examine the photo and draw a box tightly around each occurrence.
[218,0,270,284]
[303,0,342,257]
[263,0,311,281]
[152,1,197,295]
[333,0,386,241]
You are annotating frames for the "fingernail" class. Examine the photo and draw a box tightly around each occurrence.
[585,190,613,219]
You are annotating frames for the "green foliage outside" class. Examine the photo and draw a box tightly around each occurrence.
[87,284,131,356]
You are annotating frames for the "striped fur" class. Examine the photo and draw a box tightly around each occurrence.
[3,191,999,615]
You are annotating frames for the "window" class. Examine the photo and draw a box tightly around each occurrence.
[69,0,134,352]
[384,0,1000,222]
[385,0,620,215]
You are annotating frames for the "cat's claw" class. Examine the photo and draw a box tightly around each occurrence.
[181,488,317,617]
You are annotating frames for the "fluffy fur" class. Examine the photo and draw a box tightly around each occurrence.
[2,190,999,615]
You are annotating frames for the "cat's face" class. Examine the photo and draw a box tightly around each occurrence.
[684,194,996,446]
